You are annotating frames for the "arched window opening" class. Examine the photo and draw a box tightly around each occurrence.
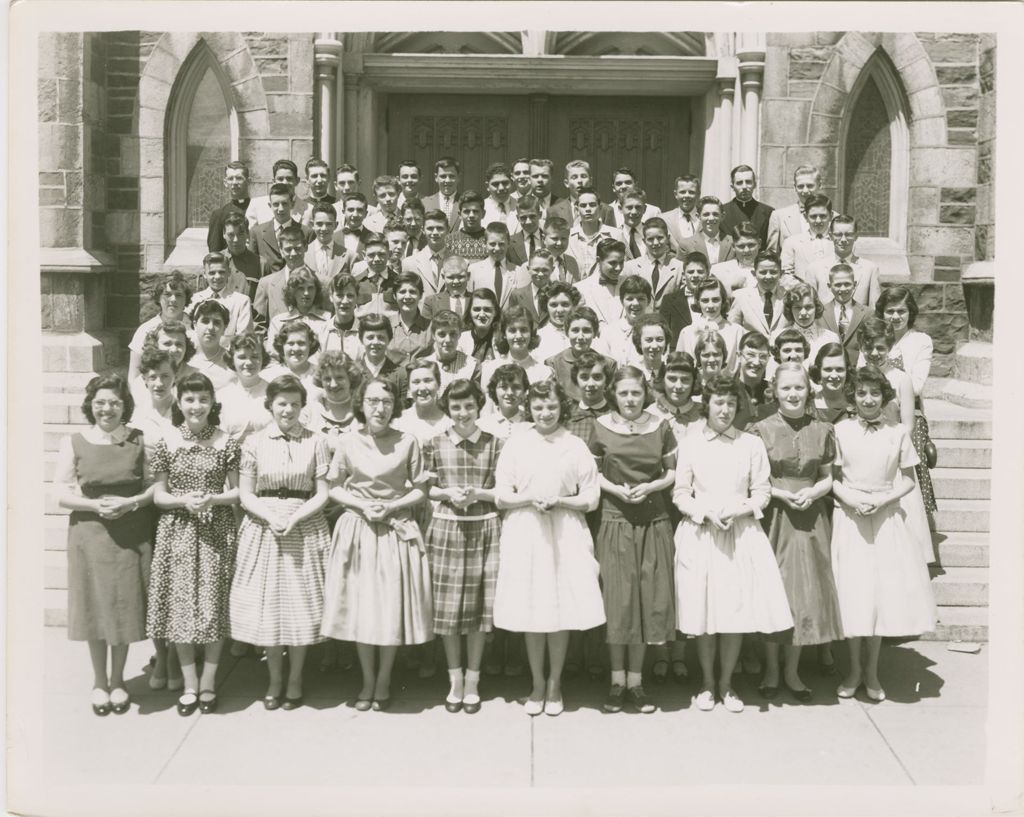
[165,41,238,253]
[839,50,909,247]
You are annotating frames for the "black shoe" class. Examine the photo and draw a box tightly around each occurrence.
[282,695,304,711]
[177,692,199,716]
[785,683,813,703]
[627,686,656,714]
[371,697,391,712]
[263,695,282,711]
[444,698,463,714]
[198,691,218,713]
[758,683,779,700]
[462,697,481,715]
[650,660,669,685]
[603,684,626,713]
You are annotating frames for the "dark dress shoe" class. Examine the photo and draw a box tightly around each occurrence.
[786,684,813,703]
[462,699,481,715]
[198,692,218,713]
[371,697,391,712]
[282,696,304,711]
[354,698,372,712]
[263,695,282,711]
[627,686,656,713]
[444,699,463,714]
[758,683,779,700]
[603,684,626,713]
[177,692,199,716]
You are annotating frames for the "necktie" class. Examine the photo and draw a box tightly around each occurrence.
[317,247,329,276]
[553,258,563,282]
[651,261,661,296]
[498,201,506,215]
[431,254,441,285]
[442,196,453,224]
[763,291,774,327]
[494,262,504,303]
[838,303,849,340]
[629,227,641,258]
[528,233,536,259]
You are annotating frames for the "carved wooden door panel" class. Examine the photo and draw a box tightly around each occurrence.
[547,96,690,210]
[387,95,531,192]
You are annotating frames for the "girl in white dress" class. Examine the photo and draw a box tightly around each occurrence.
[480,305,553,399]
[673,375,793,713]
[631,313,671,388]
[493,379,605,716]
[831,366,937,701]
[534,282,579,362]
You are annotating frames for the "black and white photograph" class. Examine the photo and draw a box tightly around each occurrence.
[7,2,1024,815]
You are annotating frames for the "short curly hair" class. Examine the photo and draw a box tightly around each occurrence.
[144,319,196,367]
[170,372,222,427]
[138,348,174,376]
[264,374,308,410]
[486,363,530,405]
[283,267,323,312]
[81,373,134,425]
[313,350,363,392]
[782,282,824,324]
[353,377,405,424]
[875,285,919,328]
[770,361,812,404]
[493,305,540,355]
[694,278,731,316]
[809,342,849,385]
[439,378,486,414]
[631,313,671,355]
[772,328,810,362]
[273,318,321,363]
[857,316,895,351]
[537,281,580,322]
[525,378,573,427]
[229,332,266,370]
[846,365,896,407]
[700,374,743,420]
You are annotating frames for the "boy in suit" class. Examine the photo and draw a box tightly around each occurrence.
[482,162,515,226]
[541,216,581,284]
[249,183,314,268]
[622,216,683,310]
[246,159,306,228]
[364,175,401,233]
[549,160,609,226]
[677,196,735,267]
[528,158,563,220]
[663,174,701,252]
[355,234,400,317]
[221,212,263,301]
[444,191,489,261]
[253,224,310,328]
[305,201,356,301]
[207,160,252,252]
[400,197,428,255]
[421,156,461,230]
[573,237,627,329]
[505,194,542,258]
[468,222,529,308]
[679,251,711,315]
[507,250,555,323]
[711,221,760,292]
[766,164,821,254]
[727,250,786,338]
[807,215,881,307]
[186,252,253,346]
[422,255,471,321]
[819,263,871,355]
[609,168,661,230]
[396,159,421,209]
[619,189,657,261]
[335,193,374,258]
[403,208,449,299]
[719,164,773,248]
[568,188,623,275]
[300,158,337,226]
[780,193,834,286]
[510,157,532,201]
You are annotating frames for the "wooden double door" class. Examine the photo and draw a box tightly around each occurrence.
[387,93,691,210]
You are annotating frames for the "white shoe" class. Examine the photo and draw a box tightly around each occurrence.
[544,697,564,717]
[694,689,716,711]
[722,690,744,713]
[524,698,544,716]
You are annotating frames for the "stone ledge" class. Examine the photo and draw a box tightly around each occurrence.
[40,246,114,273]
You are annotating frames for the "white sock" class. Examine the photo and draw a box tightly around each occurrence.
[626,671,643,689]
[447,668,464,700]
[611,670,626,687]
[464,669,481,702]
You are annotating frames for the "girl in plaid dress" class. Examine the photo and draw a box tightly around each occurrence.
[423,379,503,714]
[230,375,332,711]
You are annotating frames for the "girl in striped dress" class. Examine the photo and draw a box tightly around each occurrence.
[423,379,503,714]
[230,375,332,710]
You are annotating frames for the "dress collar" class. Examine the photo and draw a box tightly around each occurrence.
[598,411,661,435]
[268,424,307,441]
[447,427,483,445]
[86,424,130,444]
[859,415,886,432]
[701,423,739,441]
[180,423,216,442]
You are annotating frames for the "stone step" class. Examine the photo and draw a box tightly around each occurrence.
[954,341,992,386]
[930,467,991,499]
[922,399,992,440]
[930,567,988,606]
[45,549,66,590]
[43,451,59,483]
[919,606,988,642]
[935,532,989,567]
[45,589,67,627]
[933,498,990,532]
[923,377,992,409]
[44,370,104,394]
[44,424,83,452]
[935,439,991,469]
[42,391,91,426]
[45,514,68,550]
[42,332,110,374]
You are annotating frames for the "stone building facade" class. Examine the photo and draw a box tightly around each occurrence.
[39,30,996,372]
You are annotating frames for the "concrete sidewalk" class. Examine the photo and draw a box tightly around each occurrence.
[41,628,986,788]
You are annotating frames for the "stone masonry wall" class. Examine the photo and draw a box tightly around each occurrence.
[760,32,992,375]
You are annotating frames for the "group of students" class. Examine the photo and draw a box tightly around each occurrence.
[56,153,938,719]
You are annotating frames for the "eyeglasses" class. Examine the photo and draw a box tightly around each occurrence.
[92,399,124,409]
[363,397,395,407]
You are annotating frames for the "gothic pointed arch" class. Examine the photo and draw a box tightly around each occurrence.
[164,39,240,246]
[837,49,910,244]
[372,31,522,54]
[551,31,706,57]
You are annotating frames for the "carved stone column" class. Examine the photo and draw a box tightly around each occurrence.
[717,58,737,195]
[313,34,342,165]
[737,47,766,172]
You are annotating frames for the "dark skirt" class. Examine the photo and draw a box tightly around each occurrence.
[912,412,938,512]
[426,512,500,636]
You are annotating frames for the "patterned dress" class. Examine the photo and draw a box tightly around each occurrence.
[589,414,678,644]
[423,429,503,635]
[320,429,434,646]
[751,412,844,646]
[229,426,332,646]
[147,426,241,643]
